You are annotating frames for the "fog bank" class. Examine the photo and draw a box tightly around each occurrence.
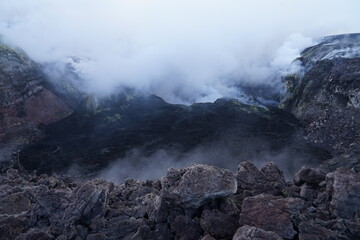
[1,0,360,103]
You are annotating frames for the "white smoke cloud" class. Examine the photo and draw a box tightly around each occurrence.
[1,0,360,103]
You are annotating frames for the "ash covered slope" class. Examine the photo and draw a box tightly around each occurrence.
[18,93,327,177]
[1,162,359,240]
[283,33,360,172]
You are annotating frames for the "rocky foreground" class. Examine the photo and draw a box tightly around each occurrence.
[1,161,359,240]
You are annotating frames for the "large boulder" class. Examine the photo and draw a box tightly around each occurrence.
[294,166,325,186]
[239,194,304,239]
[326,168,360,219]
[161,164,237,208]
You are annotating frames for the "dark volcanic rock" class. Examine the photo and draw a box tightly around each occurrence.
[239,194,305,239]
[161,164,237,208]
[200,209,238,239]
[282,33,360,171]
[0,162,359,239]
[236,161,286,196]
[170,215,202,240]
[18,95,329,176]
[298,222,340,240]
[293,166,325,186]
[233,225,283,240]
[326,168,360,219]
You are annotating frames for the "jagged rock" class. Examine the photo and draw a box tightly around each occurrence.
[298,222,339,240]
[131,225,155,240]
[105,217,144,239]
[326,168,360,219]
[170,215,202,240]
[300,184,318,202]
[232,225,283,240]
[64,181,108,226]
[0,192,31,214]
[6,168,19,179]
[16,228,54,240]
[200,209,238,239]
[161,164,237,207]
[200,235,216,240]
[294,166,326,186]
[86,233,110,240]
[0,214,29,240]
[236,161,286,196]
[239,194,305,239]
[1,160,360,239]
[282,183,301,198]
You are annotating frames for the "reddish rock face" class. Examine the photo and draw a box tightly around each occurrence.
[0,42,71,147]
[239,193,305,239]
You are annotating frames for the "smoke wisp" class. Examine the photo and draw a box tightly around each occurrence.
[1,0,360,103]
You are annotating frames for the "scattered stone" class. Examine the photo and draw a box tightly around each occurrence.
[232,225,282,240]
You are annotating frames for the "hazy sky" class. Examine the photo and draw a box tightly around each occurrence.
[1,0,360,103]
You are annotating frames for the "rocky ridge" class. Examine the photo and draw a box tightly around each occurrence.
[0,162,359,240]
[283,33,360,172]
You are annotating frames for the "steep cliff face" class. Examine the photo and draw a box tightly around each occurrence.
[0,42,71,161]
[282,33,360,171]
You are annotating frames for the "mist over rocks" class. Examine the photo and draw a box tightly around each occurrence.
[2,0,360,104]
[0,162,359,239]
[0,5,360,237]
